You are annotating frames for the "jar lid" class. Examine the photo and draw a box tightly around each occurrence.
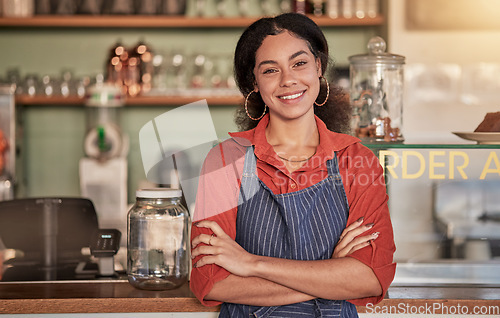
[348,36,405,65]
[136,188,183,199]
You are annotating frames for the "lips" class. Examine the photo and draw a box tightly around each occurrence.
[278,90,305,100]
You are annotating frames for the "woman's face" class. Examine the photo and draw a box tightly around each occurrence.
[253,31,322,121]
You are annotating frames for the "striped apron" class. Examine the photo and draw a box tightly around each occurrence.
[219,146,358,318]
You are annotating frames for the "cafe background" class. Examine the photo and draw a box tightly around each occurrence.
[1,0,500,287]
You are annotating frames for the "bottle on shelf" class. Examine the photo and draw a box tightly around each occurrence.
[159,0,187,15]
[101,0,135,14]
[292,0,309,15]
[309,0,325,16]
[366,0,378,18]
[77,0,102,15]
[136,0,159,14]
[105,40,129,95]
[341,0,353,18]
[126,40,154,96]
[54,0,77,15]
[327,0,339,18]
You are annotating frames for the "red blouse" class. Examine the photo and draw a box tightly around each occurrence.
[190,114,396,307]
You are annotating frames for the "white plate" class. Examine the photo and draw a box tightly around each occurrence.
[452,132,500,144]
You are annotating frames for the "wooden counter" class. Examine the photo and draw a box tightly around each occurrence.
[0,280,218,314]
[1,281,499,315]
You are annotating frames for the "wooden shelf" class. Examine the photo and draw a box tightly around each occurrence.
[15,95,243,106]
[0,15,384,28]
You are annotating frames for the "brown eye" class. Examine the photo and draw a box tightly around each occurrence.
[263,68,278,74]
[294,61,307,67]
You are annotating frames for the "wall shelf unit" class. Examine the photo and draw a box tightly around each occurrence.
[0,15,384,28]
[4,14,384,107]
[15,95,243,106]
[2,9,387,200]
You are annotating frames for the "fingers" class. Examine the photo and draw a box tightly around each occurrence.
[334,232,379,258]
[193,255,217,268]
[338,217,364,242]
[191,233,214,249]
[337,221,374,251]
[191,244,217,259]
[348,240,372,254]
[195,220,228,238]
[191,234,219,267]
[344,216,364,231]
[191,220,227,265]
[344,232,379,252]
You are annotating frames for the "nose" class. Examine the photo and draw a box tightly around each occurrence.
[280,69,297,87]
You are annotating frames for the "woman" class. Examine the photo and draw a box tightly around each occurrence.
[190,13,396,317]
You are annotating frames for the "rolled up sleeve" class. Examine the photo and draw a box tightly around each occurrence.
[339,144,397,306]
[189,141,244,306]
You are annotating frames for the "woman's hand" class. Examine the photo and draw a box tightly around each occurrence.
[332,217,379,258]
[191,220,258,277]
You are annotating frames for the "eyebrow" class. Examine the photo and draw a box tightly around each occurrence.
[257,50,308,68]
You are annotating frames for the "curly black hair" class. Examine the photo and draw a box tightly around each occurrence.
[233,13,351,134]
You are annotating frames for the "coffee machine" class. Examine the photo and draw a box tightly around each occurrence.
[79,83,128,235]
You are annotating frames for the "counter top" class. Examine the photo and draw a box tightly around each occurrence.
[1,281,499,315]
[0,280,217,314]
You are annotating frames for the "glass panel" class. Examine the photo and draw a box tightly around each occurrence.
[364,143,500,286]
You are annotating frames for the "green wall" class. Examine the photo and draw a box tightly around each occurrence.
[0,26,380,202]
[18,104,237,200]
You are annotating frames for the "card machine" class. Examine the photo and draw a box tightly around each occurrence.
[90,229,121,276]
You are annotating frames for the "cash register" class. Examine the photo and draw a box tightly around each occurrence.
[0,197,122,282]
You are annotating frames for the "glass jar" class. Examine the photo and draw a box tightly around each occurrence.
[127,188,189,290]
[349,36,405,142]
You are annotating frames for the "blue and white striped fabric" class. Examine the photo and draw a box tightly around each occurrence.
[219,146,358,318]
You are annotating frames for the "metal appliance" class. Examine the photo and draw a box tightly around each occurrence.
[433,180,500,259]
[0,197,122,282]
[79,84,129,238]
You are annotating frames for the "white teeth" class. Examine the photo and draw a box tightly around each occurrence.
[280,91,304,100]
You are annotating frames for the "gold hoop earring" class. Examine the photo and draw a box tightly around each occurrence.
[245,90,267,121]
[314,76,330,107]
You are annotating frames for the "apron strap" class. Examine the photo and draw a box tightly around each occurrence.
[326,152,340,176]
[237,146,259,206]
[243,146,257,176]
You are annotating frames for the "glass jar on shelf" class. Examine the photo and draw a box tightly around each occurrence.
[349,36,406,142]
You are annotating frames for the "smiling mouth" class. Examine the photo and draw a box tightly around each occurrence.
[279,91,305,100]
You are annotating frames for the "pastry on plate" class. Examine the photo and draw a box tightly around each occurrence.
[474,112,500,132]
